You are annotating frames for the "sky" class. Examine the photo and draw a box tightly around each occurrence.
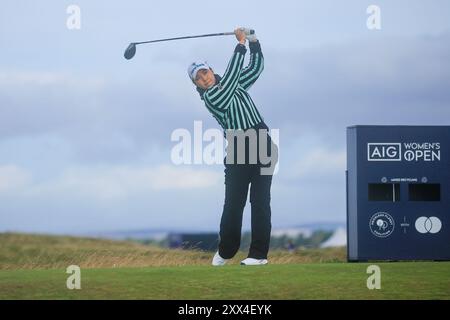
[0,0,449,234]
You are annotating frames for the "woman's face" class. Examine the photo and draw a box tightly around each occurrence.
[194,68,216,89]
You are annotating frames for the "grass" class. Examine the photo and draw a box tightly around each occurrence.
[0,232,346,270]
[1,263,449,299]
[0,233,449,299]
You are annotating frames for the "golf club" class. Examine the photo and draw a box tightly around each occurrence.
[124,29,254,60]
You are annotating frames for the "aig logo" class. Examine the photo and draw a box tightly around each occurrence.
[367,143,401,161]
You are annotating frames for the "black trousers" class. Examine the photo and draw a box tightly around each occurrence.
[218,122,278,259]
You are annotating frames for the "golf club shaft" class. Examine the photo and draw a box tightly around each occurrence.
[133,32,237,45]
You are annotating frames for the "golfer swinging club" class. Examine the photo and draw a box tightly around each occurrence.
[188,27,277,266]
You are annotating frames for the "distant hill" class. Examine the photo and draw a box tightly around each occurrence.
[85,229,172,241]
[81,221,347,243]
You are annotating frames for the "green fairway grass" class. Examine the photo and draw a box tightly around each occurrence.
[1,262,449,299]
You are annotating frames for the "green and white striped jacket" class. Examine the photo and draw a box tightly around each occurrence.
[197,41,264,130]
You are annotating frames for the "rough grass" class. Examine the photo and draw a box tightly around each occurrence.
[0,233,346,270]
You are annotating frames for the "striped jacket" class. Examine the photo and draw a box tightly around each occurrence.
[197,41,264,130]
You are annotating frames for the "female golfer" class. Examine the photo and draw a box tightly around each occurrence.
[188,27,277,266]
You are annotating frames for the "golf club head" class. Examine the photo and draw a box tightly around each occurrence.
[124,43,136,60]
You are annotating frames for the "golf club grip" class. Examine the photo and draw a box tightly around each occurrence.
[242,28,255,35]
[222,29,255,35]
[223,30,255,35]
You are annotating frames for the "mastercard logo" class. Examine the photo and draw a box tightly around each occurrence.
[415,217,442,234]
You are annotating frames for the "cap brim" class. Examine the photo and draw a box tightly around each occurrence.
[191,66,209,81]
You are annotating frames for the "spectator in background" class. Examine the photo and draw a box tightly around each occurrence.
[287,240,296,253]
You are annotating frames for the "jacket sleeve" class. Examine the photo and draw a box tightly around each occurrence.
[238,40,264,90]
[203,44,246,110]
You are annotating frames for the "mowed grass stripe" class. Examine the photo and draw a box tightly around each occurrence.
[0,262,449,300]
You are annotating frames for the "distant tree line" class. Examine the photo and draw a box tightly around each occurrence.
[240,230,333,251]
[132,230,334,251]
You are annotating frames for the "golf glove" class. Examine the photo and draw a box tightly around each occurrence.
[246,33,258,42]
[241,27,258,42]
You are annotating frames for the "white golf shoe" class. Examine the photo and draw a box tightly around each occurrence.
[240,258,268,266]
[212,251,228,266]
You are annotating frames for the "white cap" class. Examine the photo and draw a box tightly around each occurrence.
[187,61,210,81]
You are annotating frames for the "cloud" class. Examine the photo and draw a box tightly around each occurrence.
[2,33,449,166]
[0,71,109,140]
[257,33,450,135]
[0,165,31,192]
[24,164,222,201]
[0,71,106,88]
[293,148,346,178]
